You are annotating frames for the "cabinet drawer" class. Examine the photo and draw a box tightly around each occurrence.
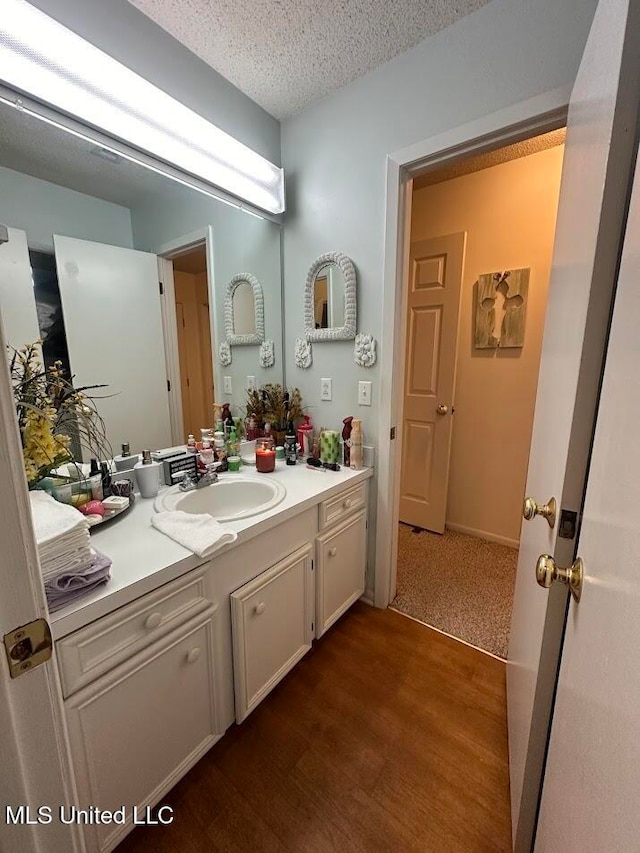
[65,609,218,852]
[316,510,367,638]
[319,482,367,530]
[231,544,314,723]
[57,568,212,697]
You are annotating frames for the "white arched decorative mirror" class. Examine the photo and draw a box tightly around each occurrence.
[304,252,357,342]
[224,272,265,345]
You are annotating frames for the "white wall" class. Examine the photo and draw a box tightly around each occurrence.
[29,0,281,166]
[130,188,283,417]
[281,0,598,589]
[0,165,133,251]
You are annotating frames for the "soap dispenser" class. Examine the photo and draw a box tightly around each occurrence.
[134,449,162,498]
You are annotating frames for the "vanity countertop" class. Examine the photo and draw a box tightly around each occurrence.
[49,462,373,640]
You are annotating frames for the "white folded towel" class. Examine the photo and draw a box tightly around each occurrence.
[151,511,237,558]
[29,490,89,545]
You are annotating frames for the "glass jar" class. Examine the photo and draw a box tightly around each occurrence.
[255,437,276,473]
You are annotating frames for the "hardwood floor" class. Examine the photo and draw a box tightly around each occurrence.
[118,603,511,853]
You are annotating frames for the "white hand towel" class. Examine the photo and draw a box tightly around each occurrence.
[29,490,89,545]
[151,511,237,558]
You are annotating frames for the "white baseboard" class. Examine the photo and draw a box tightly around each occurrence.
[445,522,519,550]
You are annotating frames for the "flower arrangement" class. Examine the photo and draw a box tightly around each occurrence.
[245,383,304,428]
[10,342,113,488]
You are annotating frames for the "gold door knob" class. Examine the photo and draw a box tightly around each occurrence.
[536,554,583,602]
[436,404,448,416]
[523,496,556,528]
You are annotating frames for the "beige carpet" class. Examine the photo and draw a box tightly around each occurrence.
[392,524,518,658]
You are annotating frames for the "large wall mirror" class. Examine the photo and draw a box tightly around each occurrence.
[0,99,284,457]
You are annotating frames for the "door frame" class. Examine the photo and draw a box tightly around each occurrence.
[156,227,217,446]
[374,87,570,609]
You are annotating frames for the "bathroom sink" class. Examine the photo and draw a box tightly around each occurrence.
[154,475,286,522]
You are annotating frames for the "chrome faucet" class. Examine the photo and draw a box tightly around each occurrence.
[196,461,221,488]
[172,470,197,492]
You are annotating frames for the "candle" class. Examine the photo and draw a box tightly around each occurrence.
[256,440,276,473]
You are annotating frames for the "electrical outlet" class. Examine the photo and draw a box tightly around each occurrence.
[320,378,332,401]
[358,380,372,406]
[223,376,232,394]
[246,375,256,391]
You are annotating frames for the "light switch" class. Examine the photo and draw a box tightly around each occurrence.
[223,376,232,394]
[358,381,372,406]
[246,375,256,391]
[321,378,332,401]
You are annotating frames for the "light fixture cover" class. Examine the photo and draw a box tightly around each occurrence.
[0,0,284,214]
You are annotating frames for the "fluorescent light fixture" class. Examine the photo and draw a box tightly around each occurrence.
[0,0,285,214]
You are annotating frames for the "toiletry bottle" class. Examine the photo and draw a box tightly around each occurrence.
[134,449,161,498]
[186,434,197,454]
[227,427,240,459]
[220,403,232,437]
[199,438,215,467]
[350,420,363,470]
[342,417,354,468]
[100,461,112,497]
[89,458,100,478]
[114,442,138,472]
[285,415,297,466]
[297,415,313,458]
[246,413,258,441]
[213,431,228,472]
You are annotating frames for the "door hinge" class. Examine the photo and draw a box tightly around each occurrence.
[311,621,314,632]
[311,559,314,571]
[167,379,171,393]
[390,426,396,440]
[3,618,52,679]
[159,281,164,296]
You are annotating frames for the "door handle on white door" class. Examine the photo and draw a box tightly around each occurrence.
[254,602,266,615]
[328,547,337,557]
[436,404,449,415]
[523,496,557,528]
[186,647,201,664]
[536,554,583,602]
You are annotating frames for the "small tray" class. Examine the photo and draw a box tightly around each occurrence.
[86,494,135,529]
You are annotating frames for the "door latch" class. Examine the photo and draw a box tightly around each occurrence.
[3,618,53,679]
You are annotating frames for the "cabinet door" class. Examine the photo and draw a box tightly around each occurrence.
[65,609,218,852]
[231,544,314,723]
[316,510,367,638]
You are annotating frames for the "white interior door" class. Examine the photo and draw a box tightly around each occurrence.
[399,232,465,532]
[0,314,80,853]
[0,226,40,352]
[54,235,172,458]
[507,0,640,847]
[535,118,640,853]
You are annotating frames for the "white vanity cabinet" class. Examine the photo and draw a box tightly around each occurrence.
[58,570,220,853]
[231,544,314,722]
[316,483,368,638]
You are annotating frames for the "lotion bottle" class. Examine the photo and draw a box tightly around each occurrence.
[134,449,161,498]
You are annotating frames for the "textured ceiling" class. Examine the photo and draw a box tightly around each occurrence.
[126,0,492,119]
[412,128,567,190]
[0,101,191,209]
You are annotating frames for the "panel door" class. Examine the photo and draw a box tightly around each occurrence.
[534,110,640,851]
[316,510,367,638]
[231,544,314,723]
[399,232,465,532]
[65,610,218,852]
[506,0,640,846]
[53,235,171,457]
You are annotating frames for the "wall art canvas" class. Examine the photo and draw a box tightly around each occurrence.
[474,268,529,349]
